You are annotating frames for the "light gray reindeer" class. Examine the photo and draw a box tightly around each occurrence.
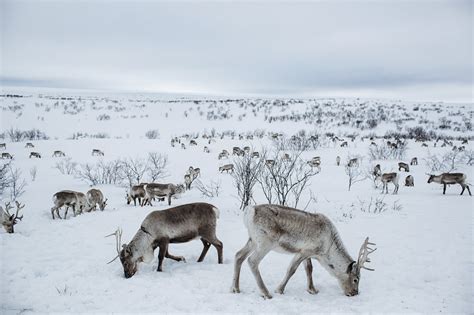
[127,184,146,206]
[427,173,471,196]
[231,204,376,299]
[143,183,184,206]
[51,190,91,219]
[376,173,399,194]
[107,203,223,278]
[1,201,24,233]
[87,188,107,211]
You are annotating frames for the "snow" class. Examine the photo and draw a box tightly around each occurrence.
[0,91,472,314]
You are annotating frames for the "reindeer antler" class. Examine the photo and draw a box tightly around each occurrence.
[105,227,123,264]
[3,202,14,217]
[356,237,376,271]
[14,201,24,222]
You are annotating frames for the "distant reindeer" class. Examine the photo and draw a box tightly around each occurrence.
[92,149,104,156]
[189,139,198,146]
[143,183,183,206]
[398,162,409,172]
[1,201,24,233]
[265,160,275,167]
[233,147,244,156]
[108,203,223,278]
[373,164,382,177]
[184,174,193,190]
[0,143,5,150]
[340,141,348,147]
[203,146,210,153]
[243,146,251,154]
[252,152,260,158]
[181,143,186,150]
[405,175,414,187]
[29,152,41,158]
[25,142,34,148]
[219,164,234,173]
[422,143,428,147]
[87,189,107,211]
[376,173,399,194]
[51,190,91,219]
[347,158,358,167]
[336,156,341,166]
[231,204,376,299]
[52,150,66,157]
[127,184,146,206]
[1,152,13,159]
[427,173,471,196]
[282,153,290,161]
[410,157,418,166]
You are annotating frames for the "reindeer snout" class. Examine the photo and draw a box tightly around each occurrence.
[346,290,359,297]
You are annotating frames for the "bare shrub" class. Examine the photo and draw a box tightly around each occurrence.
[147,152,168,181]
[121,157,147,187]
[8,165,27,200]
[345,162,367,191]
[7,128,49,142]
[55,157,78,175]
[424,150,463,173]
[145,129,160,139]
[368,142,407,160]
[358,197,402,214]
[232,151,265,209]
[194,179,222,198]
[76,160,123,185]
[0,163,11,195]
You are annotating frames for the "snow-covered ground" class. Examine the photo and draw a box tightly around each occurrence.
[0,91,473,314]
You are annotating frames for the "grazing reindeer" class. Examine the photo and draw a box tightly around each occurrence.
[347,158,358,167]
[218,152,228,160]
[92,149,104,156]
[0,143,6,150]
[410,157,418,166]
[233,147,244,156]
[340,141,348,147]
[1,201,24,233]
[87,189,107,211]
[127,184,146,206]
[405,175,414,187]
[184,174,193,190]
[427,173,472,196]
[51,190,91,219]
[265,159,275,167]
[373,164,382,177]
[219,164,234,173]
[108,203,223,278]
[422,143,428,148]
[203,146,210,153]
[336,156,341,166]
[143,183,183,206]
[243,146,251,154]
[29,152,41,158]
[189,139,198,146]
[398,162,409,172]
[181,143,186,150]
[25,142,34,148]
[231,204,376,299]
[282,153,290,161]
[252,152,260,158]
[52,150,66,157]
[1,152,13,159]
[376,173,399,194]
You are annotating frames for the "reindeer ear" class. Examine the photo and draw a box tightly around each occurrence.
[346,261,357,274]
[9,214,15,222]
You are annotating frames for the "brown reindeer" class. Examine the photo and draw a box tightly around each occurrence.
[143,183,184,206]
[108,203,223,278]
[410,157,418,166]
[127,184,146,206]
[92,149,104,156]
[427,173,471,196]
[398,162,409,172]
[1,201,24,233]
[219,164,234,173]
[52,150,66,157]
[377,173,399,194]
[1,152,13,159]
[87,189,107,211]
[25,142,34,148]
[51,190,91,219]
[0,143,6,150]
[405,175,414,187]
[29,152,41,158]
[336,156,341,166]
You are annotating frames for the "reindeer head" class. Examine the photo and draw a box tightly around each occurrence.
[427,174,436,183]
[99,198,108,211]
[1,201,24,233]
[340,237,376,296]
[107,228,142,278]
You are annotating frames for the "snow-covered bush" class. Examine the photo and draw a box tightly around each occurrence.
[145,129,160,139]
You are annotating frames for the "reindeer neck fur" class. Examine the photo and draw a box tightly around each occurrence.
[320,231,355,278]
[128,227,155,263]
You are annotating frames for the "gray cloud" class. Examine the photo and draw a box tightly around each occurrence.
[1,0,472,101]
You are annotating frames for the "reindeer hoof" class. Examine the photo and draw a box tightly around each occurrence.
[179,256,186,263]
[274,287,284,294]
[261,293,273,300]
[307,287,319,295]
[231,287,240,294]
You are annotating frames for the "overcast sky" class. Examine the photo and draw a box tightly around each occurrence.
[1,0,472,101]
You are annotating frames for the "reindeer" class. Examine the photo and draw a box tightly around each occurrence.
[243,146,251,154]
[265,160,275,167]
[252,152,260,158]
[25,142,34,148]
[181,143,186,150]
[51,190,91,219]
[127,184,146,206]
[189,139,198,146]
[0,143,5,150]
[29,152,41,158]
[231,204,376,299]
[376,173,399,194]
[347,158,358,167]
[108,203,223,278]
[233,147,244,156]
[87,189,107,211]
[410,157,418,166]
[1,152,13,159]
[373,164,382,177]
[52,150,66,157]
[184,174,193,190]
[1,201,24,233]
[340,141,348,147]
[282,153,291,161]
[92,149,104,156]
[219,164,234,173]
[422,143,428,148]
[336,156,341,166]
[143,183,183,206]
[203,146,210,153]
[427,173,471,196]
[405,175,414,187]
[398,162,409,172]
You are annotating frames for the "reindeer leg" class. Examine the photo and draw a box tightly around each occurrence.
[197,238,211,262]
[460,184,465,195]
[466,185,472,196]
[275,253,307,294]
[165,249,186,262]
[157,240,169,272]
[304,258,318,294]
[247,242,273,299]
[232,238,254,294]
[168,195,171,206]
[443,183,447,194]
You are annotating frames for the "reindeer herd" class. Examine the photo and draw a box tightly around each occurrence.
[0,132,471,301]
